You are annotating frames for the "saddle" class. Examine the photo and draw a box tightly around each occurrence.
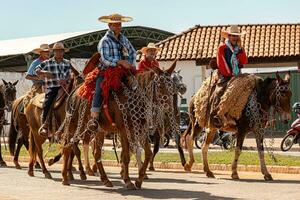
[32,88,67,109]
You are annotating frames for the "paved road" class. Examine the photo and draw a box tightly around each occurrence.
[0,162,300,200]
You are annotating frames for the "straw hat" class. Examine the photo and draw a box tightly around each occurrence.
[221,25,247,38]
[32,44,51,54]
[51,42,69,52]
[98,13,133,23]
[140,43,161,55]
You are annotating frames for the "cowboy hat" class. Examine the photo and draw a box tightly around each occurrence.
[51,42,69,52]
[32,44,51,54]
[139,43,161,55]
[98,13,133,23]
[221,25,247,38]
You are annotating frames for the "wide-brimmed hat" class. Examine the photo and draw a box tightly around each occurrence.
[221,25,247,38]
[32,44,51,54]
[140,43,161,55]
[98,13,133,23]
[51,42,69,52]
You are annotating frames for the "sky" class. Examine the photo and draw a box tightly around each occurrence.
[0,0,299,40]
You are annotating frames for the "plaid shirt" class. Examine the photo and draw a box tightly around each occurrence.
[35,57,71,88]
[97,30,136,69]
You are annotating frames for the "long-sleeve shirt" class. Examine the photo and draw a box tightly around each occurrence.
[27,57,44,84]
[97,30,136,69]
[35,57,71,88]
[137,58,160,73]
[217,43,248,77]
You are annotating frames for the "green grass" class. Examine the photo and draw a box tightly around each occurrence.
[3,143,300,166]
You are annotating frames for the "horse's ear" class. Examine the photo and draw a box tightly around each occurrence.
[284,71,291,83]
[276,71,283,84]
[13,80,18,86]
[152,66,163,75]
[166,59,177,74]
[177,69,181,74]
[2,79,7,85]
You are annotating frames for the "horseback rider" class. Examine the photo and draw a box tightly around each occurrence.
[138,43,161,72]
[89,13,136,127]
[212,25,248,128]
[25,44,51,92]
[35,42,72,137]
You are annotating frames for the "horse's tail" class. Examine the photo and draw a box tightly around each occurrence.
[8,110,18,156]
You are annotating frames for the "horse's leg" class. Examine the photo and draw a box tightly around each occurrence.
[255,133,273,181]
[231,130,246,180]
[35,137,52,179]
[67,151,75,181]
[83,140,95,176]
[135,147,148,179]
[174,133,186,168]
[73,143,87,180]
[135,140,153,189]
[13,138,23,169]
[120,134,135,189]
[92,134,113,187]
[184,134,195,172]
[149,131,160,171]
[0,127,7,167]
[48,153,62,166]
[202,128,217,178]
[61,146,71,185]
[28,131,36,177]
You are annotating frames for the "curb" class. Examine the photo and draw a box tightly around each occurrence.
[3,156,300,174]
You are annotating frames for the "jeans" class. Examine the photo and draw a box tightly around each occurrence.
[42,87,60,123]
[91,75,104,113]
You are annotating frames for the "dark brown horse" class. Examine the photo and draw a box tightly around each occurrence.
[60,62,178,189]
[182,72,292,180]
[0,80,18,167]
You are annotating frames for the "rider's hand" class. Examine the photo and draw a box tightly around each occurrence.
[117,60,132,69]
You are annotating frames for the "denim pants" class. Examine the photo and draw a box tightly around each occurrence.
[42,87,60,123]
[91,75,104,113]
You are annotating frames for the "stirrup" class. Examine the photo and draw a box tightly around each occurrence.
[38,125,48,138]
[87,118,99,132]
[212,116,223,128]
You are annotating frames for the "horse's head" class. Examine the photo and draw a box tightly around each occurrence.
[171,69,187,96]
[268,72,292,124]
[2,79,18,112]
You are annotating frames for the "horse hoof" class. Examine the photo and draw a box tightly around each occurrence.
[135,180,142,189]
[28,171,34,177]
[45,172,52,179]
[68,173,75,181]
[148,166,155,171]
[184,164,191,172]
[80,173,87,181]
[125,182,136,190]
[0,161,7,167]
[15,163,22,170]
[206,171,215,178]
[62,180,70,186]
[143,174,149,180]
[104,180,113,187]
[35,163,41,169]
[48,159,55,166]
[231,173,239,180]
[92,164,97,173]
[264,174,273,181]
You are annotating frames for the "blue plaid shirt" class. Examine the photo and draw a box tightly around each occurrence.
[27,57,43,84]
[97,30,136,69]
[35,57,71,88]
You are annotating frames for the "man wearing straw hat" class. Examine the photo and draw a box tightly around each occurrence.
[35,42,71,136]
[212,25,248,128]
[25,44,51,92]
[138,43,160,72]
[90,13,136,124]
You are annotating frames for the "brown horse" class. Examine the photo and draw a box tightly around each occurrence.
[24,74,83,179]
[181,72,292,180]
[8,84,43,169]
[0,80,18,167]
[60,62,178,189]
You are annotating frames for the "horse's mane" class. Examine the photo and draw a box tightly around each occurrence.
[135,70,156,89]
[256,76,276,104]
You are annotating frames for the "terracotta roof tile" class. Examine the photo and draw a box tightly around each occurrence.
[156,23,300,64]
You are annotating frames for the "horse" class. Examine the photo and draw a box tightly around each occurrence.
[8,83,43,169]
[0,80,18,167]
[60,61,179,189]
[24,72,84,179]
[181,72,292,180]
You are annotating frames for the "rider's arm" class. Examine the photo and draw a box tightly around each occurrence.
[25,60,41,81]
[216,45,231,77]
[237,48,248,66]
[98,40,119,67]
[125,37,137,68]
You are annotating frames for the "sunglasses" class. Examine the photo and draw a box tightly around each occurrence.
[229,34,240,38]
